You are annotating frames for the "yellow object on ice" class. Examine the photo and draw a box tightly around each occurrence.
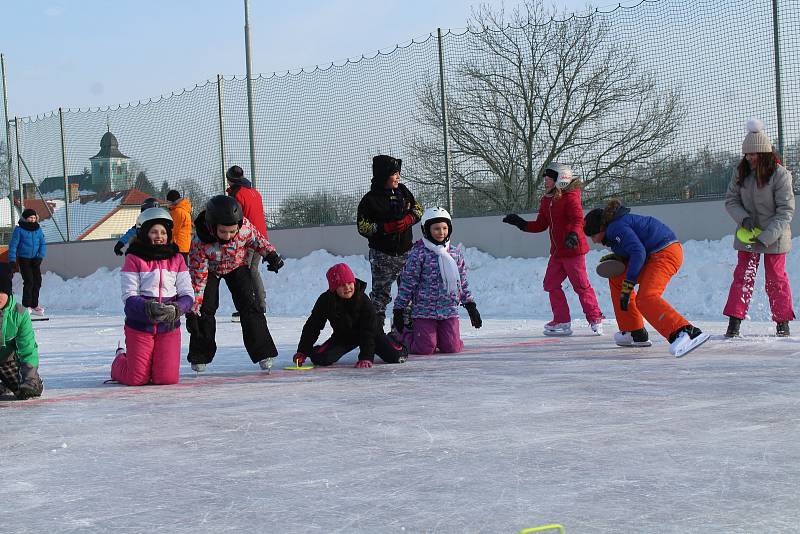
[518,525,565,534]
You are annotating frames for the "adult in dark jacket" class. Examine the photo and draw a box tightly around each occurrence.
[9,208,46,315]
[356,155,423,331]
[293,263,408,368]
[584,199,709,357]
[226,165,269,314]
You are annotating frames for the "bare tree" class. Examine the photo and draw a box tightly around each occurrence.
[406,0,682,213]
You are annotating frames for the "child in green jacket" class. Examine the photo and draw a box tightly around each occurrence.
[0,263,42,400]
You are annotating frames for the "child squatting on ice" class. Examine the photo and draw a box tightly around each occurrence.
[111,208,194,386]
[0,263,43,400]
[583,199,710,357]
[502,162,604,337]
[292,263,408,369]
[186,195,285,373]
[391,207,482,355]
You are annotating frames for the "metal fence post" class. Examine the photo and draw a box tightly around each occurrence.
[217,74,227,194]
[58,107,71,241]
[1,54,14,232]
[13,116,22,211]
[244,0,258,188]
[437,28,453,214]
[772,0,785,160]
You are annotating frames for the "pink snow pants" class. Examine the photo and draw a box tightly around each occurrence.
[723,251,795,322]
[542,255,603,324]
[111,325,181,386]
[408,317,463,355]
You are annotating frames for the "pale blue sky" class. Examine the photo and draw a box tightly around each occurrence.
[2,0,599,118]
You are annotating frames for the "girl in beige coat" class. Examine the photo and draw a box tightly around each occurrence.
[723,119,795,337]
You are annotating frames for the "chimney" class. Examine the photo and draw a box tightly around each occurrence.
[69,183,80,202]
[22,183,37,200]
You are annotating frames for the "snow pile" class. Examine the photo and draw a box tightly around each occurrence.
[37,235,796,321]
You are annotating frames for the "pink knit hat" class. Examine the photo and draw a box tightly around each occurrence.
[326,263,355,292]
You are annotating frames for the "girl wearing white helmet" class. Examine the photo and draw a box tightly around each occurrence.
[392,207,482,355]
[502,162,604,336]
[111,207,194,386]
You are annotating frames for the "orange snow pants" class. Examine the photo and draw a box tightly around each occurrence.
[609,242,689,340]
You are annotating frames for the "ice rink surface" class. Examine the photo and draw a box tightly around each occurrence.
[2,315,799,533]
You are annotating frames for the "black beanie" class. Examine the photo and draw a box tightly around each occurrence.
[166,190,181,203]
[21,208,37,219]
[226,165,245,184]
[372,155,402,180]
[0,263,12,295]
[583,208,604,236]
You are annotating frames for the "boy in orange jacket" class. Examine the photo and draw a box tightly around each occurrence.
[167,190,193,263]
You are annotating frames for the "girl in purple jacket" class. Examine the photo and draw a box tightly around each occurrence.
[392,207,482,355]
[110,208,194,385]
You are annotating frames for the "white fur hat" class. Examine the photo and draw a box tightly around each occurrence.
[742,118,772,153]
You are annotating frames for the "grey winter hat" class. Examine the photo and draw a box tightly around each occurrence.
[742,118,772,153]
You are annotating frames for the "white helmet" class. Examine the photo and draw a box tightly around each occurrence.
[546,162,574,189]
[421,206,452,243]
[136,207,173,229]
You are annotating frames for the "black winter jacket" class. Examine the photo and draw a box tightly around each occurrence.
[357,183,423,256]
[297,279,378,361]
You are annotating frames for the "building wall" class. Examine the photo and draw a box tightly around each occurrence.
[81,207,138,240]
[42,199,798,279]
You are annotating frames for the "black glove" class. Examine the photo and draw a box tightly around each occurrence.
[464,301,482,329]
[263,251,284,273]
[502,214,527,230]
[392,308,406,334]
[158,303,181,323]
[620,279,635,312]
[114,242,124,256]
[741,217,755,231]
[564,231,579,249]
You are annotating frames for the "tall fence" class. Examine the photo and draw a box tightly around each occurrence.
[1,0,799,244]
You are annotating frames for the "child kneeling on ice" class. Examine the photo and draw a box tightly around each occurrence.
[392,207,482,355]
[187,195,284,373]
[583,199,709,357]
[111,208,194,385]
[0,263,43,399]
[293,263,408,368]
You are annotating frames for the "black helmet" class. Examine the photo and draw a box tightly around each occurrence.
[140,197,160,212]
[205,195,243,228]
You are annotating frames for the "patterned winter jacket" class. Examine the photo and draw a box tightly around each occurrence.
[0,294,39,367]
[8,221,46,262]
[188,213,276,312]
[393,239,474,320]
[121,243,194,334]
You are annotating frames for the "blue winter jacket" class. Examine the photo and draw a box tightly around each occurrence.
[117,226,137,246]
[8,221,46,263]
[604,206,677,283]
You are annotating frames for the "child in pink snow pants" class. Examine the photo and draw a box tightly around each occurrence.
[392,207,482,355]
[723,119,795,338]
[111,207,194,385]
[503,162,603,336]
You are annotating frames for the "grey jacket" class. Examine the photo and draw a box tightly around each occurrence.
[725,164,795,254]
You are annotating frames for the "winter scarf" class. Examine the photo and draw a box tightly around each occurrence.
[18,220,40,231]
[125,239,179,261]
[422,237,459,294]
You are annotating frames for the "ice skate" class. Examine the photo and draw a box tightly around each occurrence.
[669,326,710,358]
[258,357,274,373]
[543,321,572,336]
[614,328,652,347]
[191,363,206,373]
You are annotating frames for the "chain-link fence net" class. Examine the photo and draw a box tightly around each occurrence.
[1,0,798,244]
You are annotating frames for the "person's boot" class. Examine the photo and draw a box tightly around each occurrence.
[725,317,742,338]
[15,363,43,400]
[776,321,790,337]
[614,328,652,347]
[668,325,711,358]
[258,358,275,373]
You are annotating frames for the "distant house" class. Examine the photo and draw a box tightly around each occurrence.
[39,172,94,196]
[77,188,163,241]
